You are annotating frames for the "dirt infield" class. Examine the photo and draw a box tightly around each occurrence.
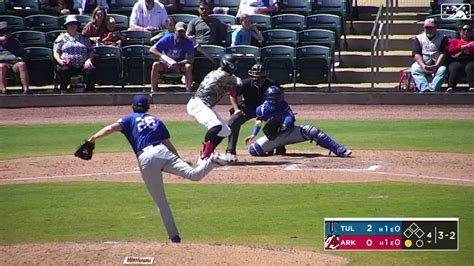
[1,104,473,265]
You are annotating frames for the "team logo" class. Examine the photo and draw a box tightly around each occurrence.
[324,235,340,249]
[441,4,471,20]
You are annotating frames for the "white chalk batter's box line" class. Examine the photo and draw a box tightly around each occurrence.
[2,165,473,183]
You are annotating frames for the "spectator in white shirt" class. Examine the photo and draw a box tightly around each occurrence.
[129,0,168,32]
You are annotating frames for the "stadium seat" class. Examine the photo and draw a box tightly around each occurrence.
[58,15,91,31]
[225,45,260,79]
[169,13,199,26]
[311,0,349,47]
[296,45,332,89]
[306,14,342,37]
[11,30,46,48]
[5,0,40,16]
[209,14,236,26]
[25,47,55,86]
[306,14,342,58]
[193,45,225,83]
[213,0,240,16]
[24,15,59,32]
[121,30,152,45]
[178,0,201,15]
[280,0,312,15]
[248,14,272,31]
[107,14,129,32]
[260,45,295,85]
[92,46,123,86]
[262,29,298,47]
[109,0,136,15]
[298,29,336,73]
[437,29,457,39]
[122,45,155,85]
[45,30,66,48]
[271,14,306,31]
[0,15,25,31]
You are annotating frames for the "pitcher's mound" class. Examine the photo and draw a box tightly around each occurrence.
[0,241,348,265]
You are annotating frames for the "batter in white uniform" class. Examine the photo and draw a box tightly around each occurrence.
[187,54,242,162]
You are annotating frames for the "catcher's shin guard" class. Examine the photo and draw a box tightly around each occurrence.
[301,125,348,157]
[248,142,265,156]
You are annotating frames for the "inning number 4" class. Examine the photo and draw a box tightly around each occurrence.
[137,116,157,132]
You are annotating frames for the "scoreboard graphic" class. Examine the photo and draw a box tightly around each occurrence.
[324,218,458,251]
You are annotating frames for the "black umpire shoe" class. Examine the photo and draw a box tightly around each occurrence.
[275,146,286,155]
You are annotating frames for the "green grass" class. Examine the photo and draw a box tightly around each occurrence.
[0,182,472,265]
[0,120,473,159]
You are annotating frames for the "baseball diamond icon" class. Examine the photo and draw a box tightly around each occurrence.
[404,223,425,239]
[441,4,471,20]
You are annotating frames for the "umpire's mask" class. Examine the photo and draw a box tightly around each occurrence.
[248,63,267,88]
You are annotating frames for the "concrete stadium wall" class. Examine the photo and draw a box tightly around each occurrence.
[1,92,473,108]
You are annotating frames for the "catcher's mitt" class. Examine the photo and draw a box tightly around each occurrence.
[263,118,283,141]
[74,140,95,160]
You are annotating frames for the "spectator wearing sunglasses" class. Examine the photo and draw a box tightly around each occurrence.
[446,23,474,92]
[83,7,125,47]
[186,1,230,46]
[410,18,448,93]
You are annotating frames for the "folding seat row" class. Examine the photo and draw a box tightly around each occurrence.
[0,14,129,32]
[194,44,333,89]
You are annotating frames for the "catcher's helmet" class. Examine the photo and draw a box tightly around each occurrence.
[248,63,267,87]
[220,54,238,74]
[132,95,150,113]
[265,86,283,110]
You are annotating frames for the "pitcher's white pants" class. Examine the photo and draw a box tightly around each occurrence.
[138,144,217,239]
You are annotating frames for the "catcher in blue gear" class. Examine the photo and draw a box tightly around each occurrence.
[244,86,352,157]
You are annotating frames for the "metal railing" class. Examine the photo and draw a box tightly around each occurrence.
[370,0,394,90]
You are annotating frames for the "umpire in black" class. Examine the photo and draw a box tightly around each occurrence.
[225,63,285,162]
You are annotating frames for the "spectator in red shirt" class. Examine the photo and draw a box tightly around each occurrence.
[446,23,474,92]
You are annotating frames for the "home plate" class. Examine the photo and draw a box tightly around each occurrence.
[123,256,154,265]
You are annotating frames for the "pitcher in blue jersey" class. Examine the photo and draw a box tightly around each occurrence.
[87,95,228,243]
[244,86,352,157]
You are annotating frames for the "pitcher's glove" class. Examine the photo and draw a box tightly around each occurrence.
[74,140,95,160]
[263,119,284,141]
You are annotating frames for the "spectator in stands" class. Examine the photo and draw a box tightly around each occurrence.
[446,23,474,93]
[129,0,168,32]
[159,0,179,14]
[53,15,95,92]
[150,22,194,92]
[236,0,279,17]
[186,1,230,46]
[83,7,124,47]
[151,17,176,43]
[47,0,73,15]
[73,0,110,15]
[410,18,448,93]
[0,22,30,94]
[231,14,263,46]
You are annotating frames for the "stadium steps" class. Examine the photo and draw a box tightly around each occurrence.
[333,5,431,91]
[334,67,404,83]
[350,20,423,35]
[345,34,415,51]
[340,50,413,68]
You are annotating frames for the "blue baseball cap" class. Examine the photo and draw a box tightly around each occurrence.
[133,95,149,108]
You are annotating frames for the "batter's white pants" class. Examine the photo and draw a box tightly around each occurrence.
[138,144,217,240]
[186,97,231,137]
